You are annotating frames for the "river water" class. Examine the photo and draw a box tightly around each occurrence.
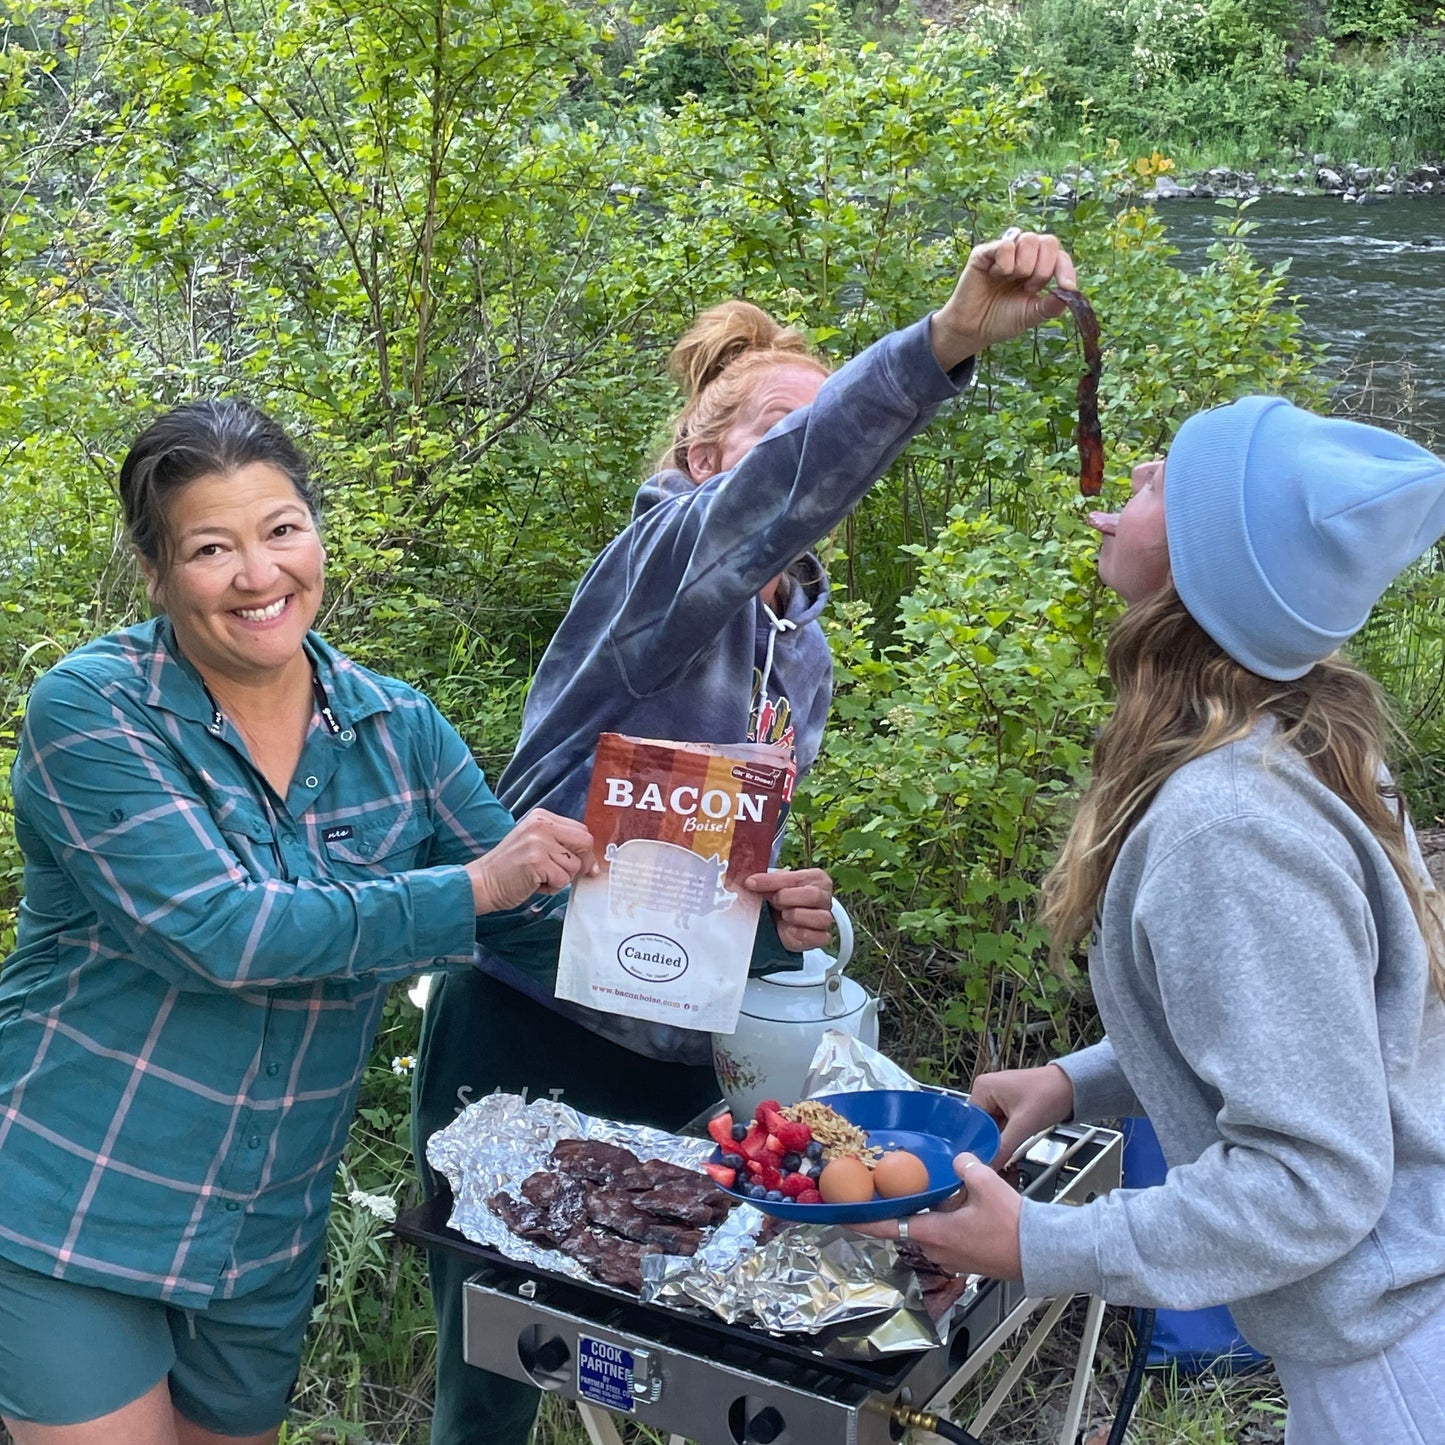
[1155,192,1445,441]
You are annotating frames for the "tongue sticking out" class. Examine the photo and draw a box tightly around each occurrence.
[1087,511,1118,535]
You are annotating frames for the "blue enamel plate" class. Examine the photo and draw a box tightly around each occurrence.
[708,1089,1001,1224]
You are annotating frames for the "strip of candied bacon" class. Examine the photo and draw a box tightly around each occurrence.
[1052,286,1104,497]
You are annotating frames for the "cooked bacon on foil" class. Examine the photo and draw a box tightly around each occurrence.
[489,1140,736,1292]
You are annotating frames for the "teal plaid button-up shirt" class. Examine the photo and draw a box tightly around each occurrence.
[0,617,548,1306]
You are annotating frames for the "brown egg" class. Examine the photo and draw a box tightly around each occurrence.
[818,1155,877,1205]
[872,1149,930,1199]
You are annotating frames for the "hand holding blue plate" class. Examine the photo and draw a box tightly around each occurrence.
[708,1089,1000,1224]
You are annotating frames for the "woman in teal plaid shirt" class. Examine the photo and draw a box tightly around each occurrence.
[0,401,591,1443]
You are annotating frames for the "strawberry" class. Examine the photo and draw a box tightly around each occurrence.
[735,1124,773,1162]
[757,1146,785,1170]
[756,1103,813,1156]
[779,1172,813,1198]
[756,1101,789,1134]
[705,1112,736,1150]
[796,1188,823,1204]
[754,1163,783,1191]
[703,1162,737,1189]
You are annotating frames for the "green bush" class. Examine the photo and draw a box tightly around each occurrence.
[965,0,1438,161]
[797,519,1108,1077]
[1328,0,1424,43]
[1356,43,1445,156]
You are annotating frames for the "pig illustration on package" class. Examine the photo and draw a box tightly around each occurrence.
[556,735,791,1034]
[603,839,737,929]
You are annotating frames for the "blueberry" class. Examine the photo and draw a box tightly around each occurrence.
[765,1189,785,1202]
[731,1123,749,1142]
[804,1141,824,1162]
[746,1183,769,1200]
[781,1152,801,1172]
[720,1152,745,1171]
[804,1162,822,1180]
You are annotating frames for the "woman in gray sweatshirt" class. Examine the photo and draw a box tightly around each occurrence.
[866,396,1445,1443]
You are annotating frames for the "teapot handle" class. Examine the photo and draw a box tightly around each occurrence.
[830,898,854,971]
[821,899,857,1019]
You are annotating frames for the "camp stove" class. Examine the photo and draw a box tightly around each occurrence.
[397,1117,1122,1445]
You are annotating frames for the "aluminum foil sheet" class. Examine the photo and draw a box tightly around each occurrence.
[426,1086,950,1353]
[648,1217,942,1354]
[426,1092,709,1289]
[800,1028,923,1096]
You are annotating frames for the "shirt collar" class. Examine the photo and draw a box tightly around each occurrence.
[139,616,398,732]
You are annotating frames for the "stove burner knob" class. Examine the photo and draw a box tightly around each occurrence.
[747,1405,785,1443]
[533,1337,570,1374]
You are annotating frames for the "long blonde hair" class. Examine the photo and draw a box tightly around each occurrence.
[656,300,829,477]
[1041,585,1445,999]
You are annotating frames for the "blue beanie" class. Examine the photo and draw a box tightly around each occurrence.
[1164,396,1445,680]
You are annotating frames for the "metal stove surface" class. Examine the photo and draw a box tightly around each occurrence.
[397,1121,1122,1445]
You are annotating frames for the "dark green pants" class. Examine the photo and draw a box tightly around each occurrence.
[412,968,721,1445]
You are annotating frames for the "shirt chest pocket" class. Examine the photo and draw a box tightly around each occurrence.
[321,806,436,875]
[217,807,281,880]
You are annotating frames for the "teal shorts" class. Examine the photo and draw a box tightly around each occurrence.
[0,1250,318,1431]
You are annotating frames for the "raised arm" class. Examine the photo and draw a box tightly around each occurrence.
[608,230,1078,689]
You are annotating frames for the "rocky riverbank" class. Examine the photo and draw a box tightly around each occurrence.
[1017,159,1443,205]
[1145,159,1443,203]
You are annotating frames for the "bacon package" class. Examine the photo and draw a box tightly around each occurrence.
[556,734,793,1033]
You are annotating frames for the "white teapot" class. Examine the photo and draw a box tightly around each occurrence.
[711,900,880,1123]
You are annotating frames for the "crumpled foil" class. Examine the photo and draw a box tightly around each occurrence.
[426,1093,710,1291]
[801,1028,923,1096]
[427,1036,966,1355]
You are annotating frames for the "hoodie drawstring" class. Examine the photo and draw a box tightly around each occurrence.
[758,599,797,707]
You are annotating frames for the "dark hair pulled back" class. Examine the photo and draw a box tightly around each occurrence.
[119,399,319,574]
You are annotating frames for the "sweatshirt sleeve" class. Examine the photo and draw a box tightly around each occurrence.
[14,666,479,991]
[1055,1038,1143,1121]
[1020,815,1395,1311]
[609,318,972,691]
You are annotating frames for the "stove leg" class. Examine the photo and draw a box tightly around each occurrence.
[576,1402,625,1445]
[963,1294,1072,1434]
[1057,1293,1107,1445]
[575,1401,688,1445]
[923,1290,1110,1444]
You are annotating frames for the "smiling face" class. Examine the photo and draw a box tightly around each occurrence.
[1089,457,1171,603]
[145,461,325,691]
[687,362,826,482]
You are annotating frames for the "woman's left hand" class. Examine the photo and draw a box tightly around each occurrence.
[853,1152,1024,1280]
[744,867,834,952]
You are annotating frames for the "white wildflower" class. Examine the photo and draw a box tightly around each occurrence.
[391,1055,415,1076]
[347,1188,397,1224]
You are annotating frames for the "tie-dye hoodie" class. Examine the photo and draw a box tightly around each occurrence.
[498,316,972,822]
[485,315,972,1060]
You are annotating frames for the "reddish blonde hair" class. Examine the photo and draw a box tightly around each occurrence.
[657,301,829,477]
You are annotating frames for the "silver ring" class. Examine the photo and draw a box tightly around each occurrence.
[896,1217,910,1243]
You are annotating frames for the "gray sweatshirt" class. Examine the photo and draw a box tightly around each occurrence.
[1021,721,1445,1365]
